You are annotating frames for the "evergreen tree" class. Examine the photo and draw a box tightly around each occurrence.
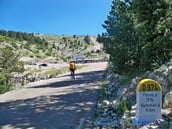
[133,0,172,69]
[84,35,91,44]
[101,0,172,73]
[102,0,139,73]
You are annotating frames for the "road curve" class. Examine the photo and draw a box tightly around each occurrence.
[0,62,107,129]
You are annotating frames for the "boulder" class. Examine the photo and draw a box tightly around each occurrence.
[102,100,111,107]
[163,91,172,108]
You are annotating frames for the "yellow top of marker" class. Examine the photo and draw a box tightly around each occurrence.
[136,79,162,92]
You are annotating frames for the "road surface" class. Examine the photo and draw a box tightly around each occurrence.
[0,62,107,129]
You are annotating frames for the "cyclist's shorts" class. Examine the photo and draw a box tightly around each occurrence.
[70,68,75,73]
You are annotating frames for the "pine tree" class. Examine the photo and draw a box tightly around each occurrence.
[133,0,172,69]
[101,0,172,73]
[102,0,139,73]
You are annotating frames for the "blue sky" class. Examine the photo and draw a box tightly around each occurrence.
[0,0,112,36]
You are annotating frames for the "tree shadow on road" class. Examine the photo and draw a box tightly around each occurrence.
[0,70,105,129]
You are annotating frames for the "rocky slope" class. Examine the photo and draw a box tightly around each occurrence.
[39,34,106,62]
[94,59,172,129]
[0,30,107,64]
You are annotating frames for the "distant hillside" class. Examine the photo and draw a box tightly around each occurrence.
[43,34,106,60]
[0,30,107,63]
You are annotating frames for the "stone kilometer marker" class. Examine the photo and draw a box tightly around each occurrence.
[133,79,162,125]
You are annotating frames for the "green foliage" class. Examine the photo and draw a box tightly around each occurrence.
[0,47,24,73]
[168,73,172,85]
[101,0,172,74]
[23,42,31,50]
[133,0,171,69]
[0,84,10,94]
[117,102,131,115]
[11,42,19,49]
[0,73,9,85]
[0,30,48,47]
[99,83,107,101]
[45,49,52,56]
[0,47,24,86]
[59,55,67,62]
[126,117,132,128]
[44,67,69,77]
[102,0,140,73]
[0,71,11,94]
[120,71,143,85]
[22,61,31,65]
[84,35,91,44]
[0,35,6,42]
[35,54,44,59]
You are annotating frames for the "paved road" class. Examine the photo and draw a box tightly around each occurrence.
[0,62,107,129]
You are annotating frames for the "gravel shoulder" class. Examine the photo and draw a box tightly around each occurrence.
[0,62,107,129]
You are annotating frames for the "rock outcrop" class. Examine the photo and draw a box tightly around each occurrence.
[94,60,172,128]
[163,91,172,108]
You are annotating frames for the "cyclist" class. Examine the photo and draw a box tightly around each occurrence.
[69,61,76,79]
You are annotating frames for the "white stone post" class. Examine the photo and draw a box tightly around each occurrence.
[133,79,162,125]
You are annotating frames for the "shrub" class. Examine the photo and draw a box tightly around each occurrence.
[126,117,132,128]
[117,102,131,115]
[0,47,24,92]
[0,84,10,94]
